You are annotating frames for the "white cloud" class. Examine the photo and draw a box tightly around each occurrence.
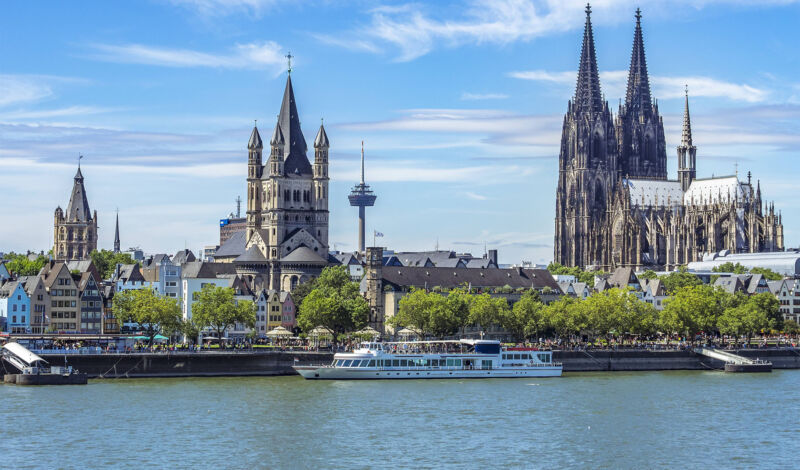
[0,75,53,107]
[465,191,489,200]
[460,92,509,100]
[510,69,768,102]
[167,0,282,16]
[0,106,118,120]
[88,41,285,72]
[312,34,383,54]
[328,0,800,61]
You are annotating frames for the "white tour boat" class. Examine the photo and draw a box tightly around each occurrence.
[294,340,562,380]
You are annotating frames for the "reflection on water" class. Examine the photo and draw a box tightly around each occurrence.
[3,370,798,468]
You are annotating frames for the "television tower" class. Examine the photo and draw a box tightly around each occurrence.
[348,141,377,254]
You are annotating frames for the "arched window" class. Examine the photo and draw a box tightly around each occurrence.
[593,133,603,164]
[284,190,290,202]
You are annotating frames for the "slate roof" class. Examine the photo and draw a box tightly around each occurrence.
[142,254,170,269]
[235,245,268,263]
[768,280,786,295]
[215,230,247,258]
[181,262,237,279]
[281,246,328,265]
[172,249,197,265]
[278,75,312,176]
[113,264,145,284]
[331,253,358,266]
[313,123,329,148]
[606,267,641,290]
[65,166,92,222]
[0,280,21,298]
[248,125,263,150]
[714,275,746,294]
[379,267,560,291]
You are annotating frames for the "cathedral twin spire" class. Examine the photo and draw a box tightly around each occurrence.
[625,8,652,116]
[574,4,604,115]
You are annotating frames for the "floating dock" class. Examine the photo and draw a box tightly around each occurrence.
[1,342,87,385]
[694,347,772,373]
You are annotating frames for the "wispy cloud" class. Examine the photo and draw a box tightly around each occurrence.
[510,69,768,102]
[324,0,800,61]
[460,92,509,101]
[312,34,383,54]
[167,0,284,16]
[0,106,119,120]
[465,191,489,200]
[87,41,285,72]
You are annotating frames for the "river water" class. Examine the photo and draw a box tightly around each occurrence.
[3,371,798,468]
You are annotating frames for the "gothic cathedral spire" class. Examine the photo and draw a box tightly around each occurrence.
[624,8,652,116]
[114,210,120,253]
[574,4,604,115]
[677,86,697,191]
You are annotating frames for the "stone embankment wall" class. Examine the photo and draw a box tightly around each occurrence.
[40,351,331,379]
[40,349,800,379]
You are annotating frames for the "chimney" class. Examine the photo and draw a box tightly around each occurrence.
[488,249,498,266]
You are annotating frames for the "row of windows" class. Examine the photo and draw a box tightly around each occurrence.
[52,322,77,330]
[52,300,77,308]
[52,311,77,319]
[336,358,465,368]
[52,289,77,297]
[57,278,72,286]
[81,322,101,331]
[10,304,26,312]
[81,301,100,308]
[81,312,102,320]
[502,353,551,363]
[10,315,26,324]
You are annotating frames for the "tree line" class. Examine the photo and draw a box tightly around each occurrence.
[388,284,792,345]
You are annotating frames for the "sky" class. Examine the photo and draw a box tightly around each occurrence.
[1,0,800,265]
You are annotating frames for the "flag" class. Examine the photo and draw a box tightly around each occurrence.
[374,231,384,237]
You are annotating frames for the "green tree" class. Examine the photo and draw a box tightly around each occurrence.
[4,252,48,277]
[659,268,702,295]
[291,277,318,317]
[747,292,781,331]
[113,289,183,347]
[542,295,583,340]
[445,287,472,332]
[191,285,256,346]
[181,318,201,346]
[639,269,659,280]
[390,288,438,337]
[712,262,749,274]
[749,267,783,281]
[660,285,721,343]
[782,318,800,335]
[90,249,135,279]
[468,293,509,334]
[502,290,546,342]
[297,266,369,343]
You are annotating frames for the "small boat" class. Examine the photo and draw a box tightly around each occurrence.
[294,339,562,380]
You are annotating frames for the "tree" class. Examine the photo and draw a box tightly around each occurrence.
[747,292,781,331]
[712,262,749,274]
[191,285,256,346]
[501,290,545,342]
[542,295,582,340]
[4,252,48,276]
[639,270,658,280]
[659,269,701,295]
[291,277,318,317]
[468,293,509,334]
[90,249,135,279]
[546,262,603,286]
[782,319,800,335]
[181,318,201,346]
[660,285,722,343]
[749,267,783,281]
[297,266,369,343]
[113,289,183,347]
[390,288,439,338]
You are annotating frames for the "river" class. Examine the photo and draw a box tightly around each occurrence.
[3,371,798,468]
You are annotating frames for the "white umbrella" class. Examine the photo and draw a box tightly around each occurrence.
[354,326,380,338]
[309,326,334,337]
[266,326,292,338]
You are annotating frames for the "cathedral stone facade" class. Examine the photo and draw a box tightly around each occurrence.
[54,165,98,261]
[228,73,331,292]
[554,7,783,271]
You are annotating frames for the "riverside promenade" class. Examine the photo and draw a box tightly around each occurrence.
[31,347,800,378]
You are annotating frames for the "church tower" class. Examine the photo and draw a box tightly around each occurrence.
[554,4,618,268]
[54,161,98,261]
[246,124,264,242]
[312,121,330,246]
[677,87,697,191]
[615,8,667,180]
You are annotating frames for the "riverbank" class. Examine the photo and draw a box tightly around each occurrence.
[26,348,800,379]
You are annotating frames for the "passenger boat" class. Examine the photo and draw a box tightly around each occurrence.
[294,340,562,380]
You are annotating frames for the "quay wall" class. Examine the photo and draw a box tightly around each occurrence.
[38,349,800,379]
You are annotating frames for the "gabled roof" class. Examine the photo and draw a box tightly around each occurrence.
[379,267,560,291]
[607,267,641,290]
[172,249,196,265]
[17,275,42,296]
[113,264,145,284]
[215,230,247,258]
[331,253,359,266]
[0,280,23,298]
[181,261,237,279]
[281,246,328,265]
[42,261,71,289]
[714,275,746,294]
[248,125,263,150]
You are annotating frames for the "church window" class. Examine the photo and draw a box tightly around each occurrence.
[592,133,603,164]
[295,215,299,221]
[284,190,290,202]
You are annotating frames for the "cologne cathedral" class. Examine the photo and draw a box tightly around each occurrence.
[554,6,783,270]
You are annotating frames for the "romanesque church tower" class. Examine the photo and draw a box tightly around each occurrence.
[54,163,98,261]
[237,71,330,291]
[554,5,618,268]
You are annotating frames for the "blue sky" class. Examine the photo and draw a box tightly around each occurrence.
[2,0,800,264]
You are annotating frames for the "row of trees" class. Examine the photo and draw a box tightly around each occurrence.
[89,249,136,279]
[388,284,792,345]
[3,252,49,276]
[113,285,255,346]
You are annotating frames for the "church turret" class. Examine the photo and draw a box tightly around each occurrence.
[114,211,120,253]
[268,122,285,177]
[313,121,329,212]
[54,158,97,261]
[677,86,697,191]
[246,124,264,241]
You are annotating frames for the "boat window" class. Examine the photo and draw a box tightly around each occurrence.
[342,360,352,367]
[368,360,376,367]
[392,360,400,367]
[351,360,361,367]
[502,354,508,360]
[538,353,550,363]
[400,359,408,367]
[336,360,344,366]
